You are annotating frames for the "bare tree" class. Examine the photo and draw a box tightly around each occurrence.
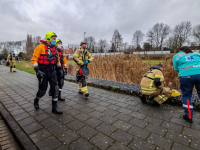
[25,34,34,60]
[97,39,108,53]
[193,24,200,46]
[84,36,96,53]
[132,30,144,50]
[172,21,192,48]
[111,29,123,52]
[146,23,171,50]
[33,36,41,48]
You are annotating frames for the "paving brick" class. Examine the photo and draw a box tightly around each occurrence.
[190,138,200,150]
[117,108,132,115]
[74,113,91,121]
[161,121,183,133]
[55,145,69,150]
[145,123,167,136]
[29,110,44,116]
[115,113,132,122]
[77,126,98,139]
[13,112,30,121]
[170,117,190,127]
[18,117,36,127]
[113,120,132,131]
[128,137,156,150]
[100,115,117,124]
[79,107,94,113]
[41,117,59,128]
[66,119,85,131]
[190,122,200,131]
[89,111,105,118]
[182,127,200,139]
[153,113,171,121]
[128,126,150,140]
[10,109,25,116]
[172,142,194,150]
[107,104,120,111]
[34,113,50,122]
[84,117,102,128]
[147,133,173,150]
[48,123,68,136]
[90,133,114,150]
[144,116,163,125]
[94,106,108,112]
[104,109,119,117]
[129,111,147,120]
[165,130,190,146]
[108,142,131,150]
[57,114,74,124]
[29,128,51,143]
[129,118,148,128]
[69,138,94,150]
[57,130,80,145]
[23,122,43,134]
[37,136,62,150]
[111,129,133,146]
[96,123,116,136]
[66,108,81,116]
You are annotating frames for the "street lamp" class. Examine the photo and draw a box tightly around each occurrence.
[84,32,86,40]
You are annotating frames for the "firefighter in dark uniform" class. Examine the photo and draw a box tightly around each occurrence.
[31,32,63,114]
[73,41,93,97]
[49,39,67,101]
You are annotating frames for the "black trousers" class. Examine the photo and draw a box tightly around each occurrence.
[36,65,59,100]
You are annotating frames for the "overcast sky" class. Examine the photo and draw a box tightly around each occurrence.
[0,0,200,45]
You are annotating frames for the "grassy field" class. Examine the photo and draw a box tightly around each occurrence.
[8,59,75,75]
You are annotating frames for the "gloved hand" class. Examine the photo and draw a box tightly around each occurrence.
[34,66,45,79]
[64,68,67,75]
[84,60,90,65]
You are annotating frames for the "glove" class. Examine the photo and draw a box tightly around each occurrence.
[84,60,90,65]
[34,66,45,79]
[64,68,67,75]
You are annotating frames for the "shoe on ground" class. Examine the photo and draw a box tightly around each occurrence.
[183,114,193,123]
[85,93,89,97]
[151,100,160,106]
[140,94,147,103]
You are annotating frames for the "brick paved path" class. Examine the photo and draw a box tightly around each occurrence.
[0,65,200,150]
[0,119,21,150]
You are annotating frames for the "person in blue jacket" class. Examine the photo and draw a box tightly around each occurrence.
[173,46,200,123]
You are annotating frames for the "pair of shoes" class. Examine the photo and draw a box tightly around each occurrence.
[140,95,147,103]
[183,114,193,123]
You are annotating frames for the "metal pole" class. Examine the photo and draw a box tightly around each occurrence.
[84,32,86,40]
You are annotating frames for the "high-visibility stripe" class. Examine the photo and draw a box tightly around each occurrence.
[141,87,157,91]
[59,89,62,91]
[149,80,154,89]
[57,63,61,66]
[88,53,91,56]
[64,64,67,66]
[155,75,164,78]
[33,63,38,66]
[74,54,78,57]
[141,90,155,94]
[79,57,82,60]
[187,100,192,119]
[78,60,82,64]
[183,104,193,109]
[158,95,168,101]
[81,86,88,92]
[147,75,154,79]
[53,98,58,101]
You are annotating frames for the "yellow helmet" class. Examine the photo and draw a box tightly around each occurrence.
[45,32,57,42]
[171,90,181,97]
[55,39,62,46]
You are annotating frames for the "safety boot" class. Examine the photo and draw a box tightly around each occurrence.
[140,94,147,103]
[52,100,63,114]
[85,93,89,97]
[10,67,12,72]
[48,90,52,96]
[34,98,39,110]
[183,114,193,123]
[58,91,65,101]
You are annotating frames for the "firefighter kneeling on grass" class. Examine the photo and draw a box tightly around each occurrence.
[140,64,180,106]
[73,41,93,97]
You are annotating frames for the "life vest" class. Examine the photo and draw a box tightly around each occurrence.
[38,44,58,65]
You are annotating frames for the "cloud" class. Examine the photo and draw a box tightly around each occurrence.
[0,0,200,45]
